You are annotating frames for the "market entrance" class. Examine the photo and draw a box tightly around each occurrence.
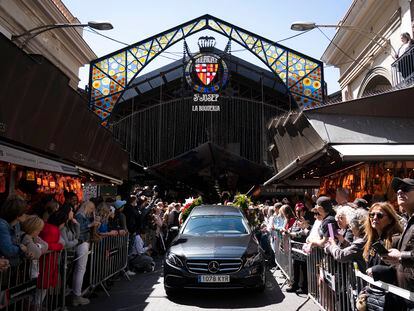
[88,15,326,199]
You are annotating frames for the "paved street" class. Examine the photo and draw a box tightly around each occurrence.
[75,261,320,311]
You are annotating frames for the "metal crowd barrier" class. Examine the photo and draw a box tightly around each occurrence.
[272,233,414,311]
[0,250,66,311]
[306,247,355,311]
[86,235,129,296]
[273,230,292,282]
[354,264,414,303]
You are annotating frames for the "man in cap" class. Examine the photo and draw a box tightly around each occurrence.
[382,177,414,301]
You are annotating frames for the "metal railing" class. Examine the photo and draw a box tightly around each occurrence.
[0,235,130,310]
[86,235,129,296]
[0,250,67,311]
[306,247,356,311]
[272,231,292,282]
[392,45,414,88]
[273,234,414,311]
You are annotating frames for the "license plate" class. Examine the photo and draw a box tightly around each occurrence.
[198,275,230,283]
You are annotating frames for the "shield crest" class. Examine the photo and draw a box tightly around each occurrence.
[195,63,218,86]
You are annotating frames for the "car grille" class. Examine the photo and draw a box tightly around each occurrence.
[186,258,243,274]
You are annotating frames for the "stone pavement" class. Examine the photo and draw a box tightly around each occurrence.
[70,262,321,311]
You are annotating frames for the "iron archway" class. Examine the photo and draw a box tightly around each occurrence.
[88,14,325,126]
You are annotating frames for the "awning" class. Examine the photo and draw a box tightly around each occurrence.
[0,143,78,175]
[76,166,123,185]
[263,147,326,186]
[331,144,414,161]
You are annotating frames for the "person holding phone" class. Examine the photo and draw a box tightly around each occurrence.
[381,178,414,310]
[364,202,402,272]
[307,196,338,248]
[362,202,404,310]
[325,212,367,271]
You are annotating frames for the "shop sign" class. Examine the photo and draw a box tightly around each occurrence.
[185,37,229,112]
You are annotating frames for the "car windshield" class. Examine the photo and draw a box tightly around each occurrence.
[183,215,249,235]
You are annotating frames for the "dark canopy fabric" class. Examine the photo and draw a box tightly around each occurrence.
[0,34,128,180]
[148,142,272,196]
[268,87,414,184]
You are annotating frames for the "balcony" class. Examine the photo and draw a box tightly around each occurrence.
[391,45,414,88]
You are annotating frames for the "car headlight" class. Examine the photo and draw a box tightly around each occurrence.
[244,252,262,268]
[166,252,184,268]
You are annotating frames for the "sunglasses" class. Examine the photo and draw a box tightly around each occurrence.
[398,185,414,193]
[313,211,320,216]
[369,212,385,219]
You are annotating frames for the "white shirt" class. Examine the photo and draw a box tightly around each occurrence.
[397,42,411,58]
[130,234,149,255]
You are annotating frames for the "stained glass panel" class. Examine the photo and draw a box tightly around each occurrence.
[89,15,325,125]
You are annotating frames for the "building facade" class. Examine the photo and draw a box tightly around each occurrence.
[322,0,414,100]
[0,0,96,89]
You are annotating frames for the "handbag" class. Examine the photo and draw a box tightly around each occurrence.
[356,290,367,311]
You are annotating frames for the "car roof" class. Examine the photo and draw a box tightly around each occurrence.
[189,205,244,217]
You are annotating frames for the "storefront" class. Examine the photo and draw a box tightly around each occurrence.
[265,87,414,203]
[0,33,129,204]
[0,142,79,202]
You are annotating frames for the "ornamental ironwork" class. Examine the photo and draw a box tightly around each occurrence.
[89,14,324,126]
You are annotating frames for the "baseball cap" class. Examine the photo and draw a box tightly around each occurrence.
[295,202,306,211]
[114,199,127,209]
[391,177,414,192]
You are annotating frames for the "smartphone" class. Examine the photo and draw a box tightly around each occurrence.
[327,223,337,239]
[371,241,389,256]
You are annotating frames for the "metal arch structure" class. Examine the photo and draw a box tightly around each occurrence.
[89,14,325,126]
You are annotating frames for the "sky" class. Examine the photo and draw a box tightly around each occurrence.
[63,0,353,94]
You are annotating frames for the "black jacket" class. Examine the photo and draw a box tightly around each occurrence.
[124,204,142,234]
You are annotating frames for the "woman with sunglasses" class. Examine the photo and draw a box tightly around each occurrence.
[362,202,403,310]
[364,202,402,268]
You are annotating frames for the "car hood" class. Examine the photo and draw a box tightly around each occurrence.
[169,234,256,258]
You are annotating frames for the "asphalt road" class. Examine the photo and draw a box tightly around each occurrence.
[71,262,321,311]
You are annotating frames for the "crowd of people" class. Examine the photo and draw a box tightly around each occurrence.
[0,184,188,309]
[253,177,414,311]
[1,177,414,310]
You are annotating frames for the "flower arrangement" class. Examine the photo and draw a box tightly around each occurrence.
[180,196,203,224]
[233,193,260,228]
[232,193,251,214]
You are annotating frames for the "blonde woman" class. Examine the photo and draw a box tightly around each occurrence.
[21,215,48,278]
[72,201,100,306]
[96,203,118,236]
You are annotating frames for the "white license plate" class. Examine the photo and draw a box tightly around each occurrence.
[198,275,230,283]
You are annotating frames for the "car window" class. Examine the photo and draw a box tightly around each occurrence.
[183,216,249,235]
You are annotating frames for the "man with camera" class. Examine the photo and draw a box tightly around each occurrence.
[382,177,414,309]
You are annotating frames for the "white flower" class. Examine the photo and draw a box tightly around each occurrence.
[184,197,194,206]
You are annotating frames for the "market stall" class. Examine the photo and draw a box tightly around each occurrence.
[264,87,414,203]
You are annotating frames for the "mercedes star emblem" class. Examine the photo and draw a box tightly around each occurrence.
[208,261,220,273]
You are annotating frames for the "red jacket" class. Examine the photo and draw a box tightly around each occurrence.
[284,217,296,231]
[38,223,63,288]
